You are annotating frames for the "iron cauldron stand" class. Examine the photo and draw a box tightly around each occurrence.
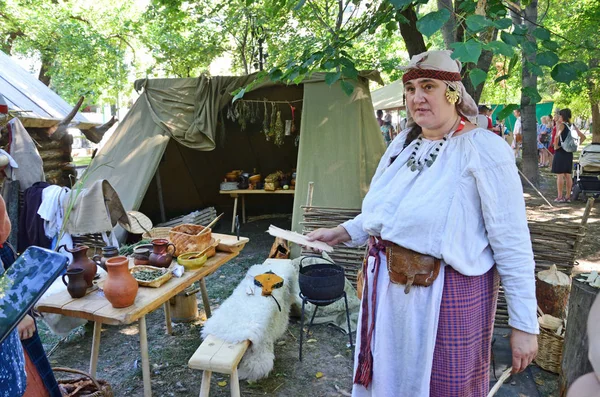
[298,256,353,361]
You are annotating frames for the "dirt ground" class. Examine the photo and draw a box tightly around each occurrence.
[38,167,599,397]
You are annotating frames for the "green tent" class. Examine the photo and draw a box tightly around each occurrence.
[490,102,554,131]
[83,73,386,240]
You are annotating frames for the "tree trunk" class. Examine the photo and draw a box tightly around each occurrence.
[437,0,456,49]
[399,5,426,57]
[520,0,539,185]
[38,53,53,86]
[588,58,600,143]
[559,279,597,397]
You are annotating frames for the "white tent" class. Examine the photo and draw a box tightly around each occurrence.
[371,79,405,111]
[0,51,95,129]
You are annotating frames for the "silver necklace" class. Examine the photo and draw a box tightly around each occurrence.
[406,117,464,172]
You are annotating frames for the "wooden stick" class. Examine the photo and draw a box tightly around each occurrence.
[198,213,224,236]
[487,367,513,397]
[517,168,553,208]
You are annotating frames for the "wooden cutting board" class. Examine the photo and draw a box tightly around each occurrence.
[212,233,249,253]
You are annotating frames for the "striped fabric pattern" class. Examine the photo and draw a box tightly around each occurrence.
[430,265,499,397]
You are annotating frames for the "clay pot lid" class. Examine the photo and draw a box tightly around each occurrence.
[120,211,153,234]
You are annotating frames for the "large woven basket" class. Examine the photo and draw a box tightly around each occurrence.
[55,366,113,397]
[169,224,212,256]
[142,227,172,240]
[534,326,564,373]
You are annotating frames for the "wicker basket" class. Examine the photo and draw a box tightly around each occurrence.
[131,265,173,288]
[169,224,212,256]
[142,227,172,240]
[55,366,113,397]
[534,326,564,373]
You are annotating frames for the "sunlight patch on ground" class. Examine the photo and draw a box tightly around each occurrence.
[120,325,139,336]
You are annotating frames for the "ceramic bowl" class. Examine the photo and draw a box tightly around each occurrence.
[177,252,208,270]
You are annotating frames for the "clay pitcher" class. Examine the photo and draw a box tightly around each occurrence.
[92,246,119,271]
[62,268,88,298]
[149,239,175,268]
[59,245,97,288]
[103,256,138,308]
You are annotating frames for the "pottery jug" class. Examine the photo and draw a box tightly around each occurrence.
[103,256,138,308]
[59,245,97,288]
[92,246,119,271]
[133,246,150,266]
[62,268,88,299]
[149,239,175,268]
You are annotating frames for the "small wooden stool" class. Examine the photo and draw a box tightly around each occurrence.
[188,335,250,397]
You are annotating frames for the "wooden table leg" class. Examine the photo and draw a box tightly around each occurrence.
[139,316,152,397]
[241,195,246,224]
[89,321,102,377]
[231,195,238,233]
[199,278,212,319]
[164,302,172,335]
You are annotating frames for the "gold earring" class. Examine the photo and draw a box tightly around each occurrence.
[445,86,460,105]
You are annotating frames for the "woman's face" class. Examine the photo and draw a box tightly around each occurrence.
[405,78,457,130]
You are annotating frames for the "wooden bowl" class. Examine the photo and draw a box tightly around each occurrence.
[225,172,238,182]
[249,174,261,185]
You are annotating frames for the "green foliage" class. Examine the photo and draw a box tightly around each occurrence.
[416,9,451,37]
[469,68,487,88]
[450,40,482,64]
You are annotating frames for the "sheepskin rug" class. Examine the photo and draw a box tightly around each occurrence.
[201,259,298,381]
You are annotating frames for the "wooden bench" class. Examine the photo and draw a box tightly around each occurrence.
[188,335,250,397]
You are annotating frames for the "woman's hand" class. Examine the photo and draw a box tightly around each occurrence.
[17,314,36,340]
[306,226,351,247]
[510,328,538,373]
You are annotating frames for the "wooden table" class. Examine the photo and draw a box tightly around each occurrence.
[36,251,239,397]
[220,189,295,232]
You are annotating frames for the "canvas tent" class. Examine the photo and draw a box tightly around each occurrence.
[0,51,95,129]
[84,73,386,240]
[371,79,405,111]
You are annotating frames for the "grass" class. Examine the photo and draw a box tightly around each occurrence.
[72,156,92,167]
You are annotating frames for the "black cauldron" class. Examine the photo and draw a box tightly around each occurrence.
[298,256,345,301]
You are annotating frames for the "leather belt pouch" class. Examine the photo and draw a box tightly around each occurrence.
[384,243,440,294]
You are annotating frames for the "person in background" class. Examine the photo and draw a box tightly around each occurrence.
[380,113,395,146]
[477,105,494,131]
[551,108,586,203]
[376,110,384,127]
[511,108,522,157]
[537,116,550,167]
[549,110,559,156]
[543,115,554,166]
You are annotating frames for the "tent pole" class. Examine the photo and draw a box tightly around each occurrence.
[156,170,167,223]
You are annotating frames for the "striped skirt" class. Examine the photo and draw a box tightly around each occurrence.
[430,265,500,397]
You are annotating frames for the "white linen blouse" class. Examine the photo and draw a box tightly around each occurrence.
[342,127,539,334]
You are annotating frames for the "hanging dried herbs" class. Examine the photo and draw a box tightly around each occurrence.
[249,102,258,124]
[238,101,248,131]
[274,111,284,146]
[263,101,270,139]
[269,102,277,138]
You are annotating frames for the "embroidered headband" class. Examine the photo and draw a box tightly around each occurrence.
[402,68,462,84]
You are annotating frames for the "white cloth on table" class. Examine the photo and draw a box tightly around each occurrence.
[352,252,446,397]
[341,128,538,334]
[201,259,298,381]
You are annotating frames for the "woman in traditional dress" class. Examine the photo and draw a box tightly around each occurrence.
[308,50,538,396]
